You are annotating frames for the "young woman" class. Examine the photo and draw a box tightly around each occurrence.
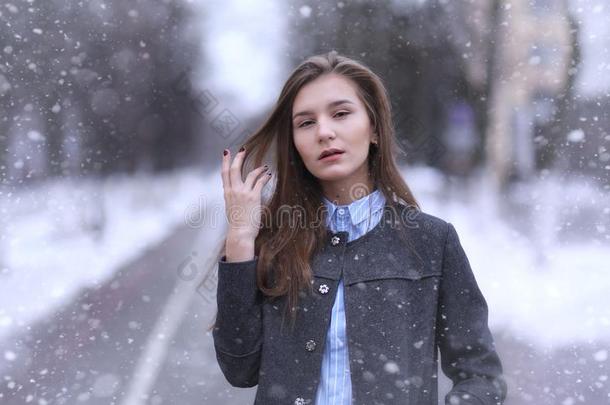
[213,51,507,405]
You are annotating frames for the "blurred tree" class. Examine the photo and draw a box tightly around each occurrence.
[544,8,581,171]
[483,0,573,191]
[0,0,203,184]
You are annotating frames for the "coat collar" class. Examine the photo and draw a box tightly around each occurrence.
[312,201,439,285]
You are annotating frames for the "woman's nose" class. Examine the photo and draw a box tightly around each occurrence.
[316,118,335,141]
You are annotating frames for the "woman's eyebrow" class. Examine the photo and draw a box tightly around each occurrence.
[292,99,354,121]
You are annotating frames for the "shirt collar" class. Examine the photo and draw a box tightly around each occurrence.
[322,188,386,227]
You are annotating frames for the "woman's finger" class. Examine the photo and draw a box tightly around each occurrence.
[221,149,231,190]
[252,168,272,194]
[229,147,247,187]
[244,165,268,190]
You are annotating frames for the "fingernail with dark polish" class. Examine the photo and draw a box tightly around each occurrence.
[223,149,228,156]
[239,146,245,152]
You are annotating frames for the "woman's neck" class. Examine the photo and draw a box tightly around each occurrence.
[321,177,376,205]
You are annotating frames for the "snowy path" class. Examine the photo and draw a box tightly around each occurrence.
[492,329,610,405]
[0,173,258,404]
[0,222,222,404]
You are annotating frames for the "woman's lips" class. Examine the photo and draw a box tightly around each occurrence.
[319,151,344,162]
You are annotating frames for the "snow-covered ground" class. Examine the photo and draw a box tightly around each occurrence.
[406,166,610,350]
[0,167,211,343]
[0,165,609,352]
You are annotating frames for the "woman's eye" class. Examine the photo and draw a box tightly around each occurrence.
[297,112,349,128]
[298,120,312,128]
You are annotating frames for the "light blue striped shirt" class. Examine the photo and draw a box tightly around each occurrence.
[315,188,386,405]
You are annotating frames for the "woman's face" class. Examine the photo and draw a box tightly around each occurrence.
[291,73,376,188]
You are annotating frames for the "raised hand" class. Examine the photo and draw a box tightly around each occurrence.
[221,147,272,261]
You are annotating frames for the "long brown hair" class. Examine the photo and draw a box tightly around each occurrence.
[209,50,419,332]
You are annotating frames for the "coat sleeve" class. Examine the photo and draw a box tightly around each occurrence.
[436,222,508,405]
[212,255,263,388]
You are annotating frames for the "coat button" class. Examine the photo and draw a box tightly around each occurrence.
[318,284,329,294]
[305,339,316,351]
[331,235,340,246]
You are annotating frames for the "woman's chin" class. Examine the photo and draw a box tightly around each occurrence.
[312,168,351,182]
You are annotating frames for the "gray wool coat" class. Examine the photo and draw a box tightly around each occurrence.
[212,202,507,405]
